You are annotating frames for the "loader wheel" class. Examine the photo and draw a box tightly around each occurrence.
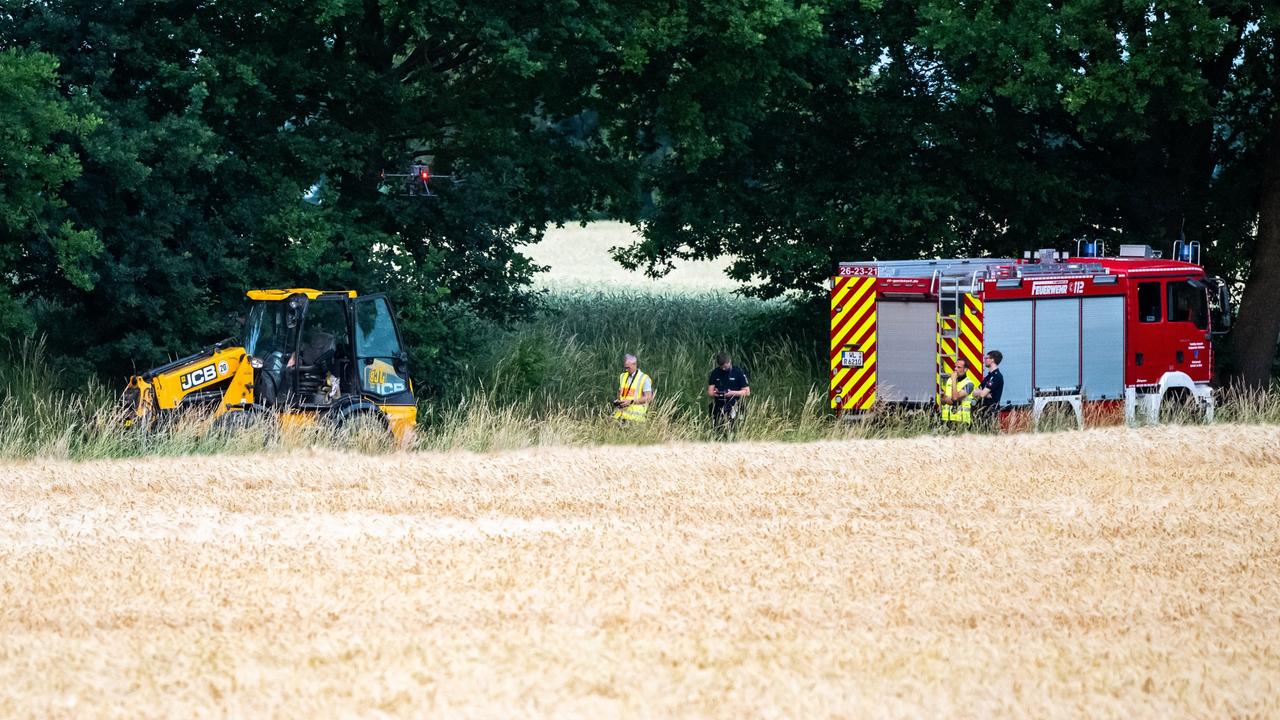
[210,408,280,450]
[332,409,392,450]
[211,408,265,435]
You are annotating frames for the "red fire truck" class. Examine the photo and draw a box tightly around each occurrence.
[829,241,1232,427]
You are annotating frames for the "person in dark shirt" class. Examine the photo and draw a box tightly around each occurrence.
[973,350,1004,431]
[707,352,750,436]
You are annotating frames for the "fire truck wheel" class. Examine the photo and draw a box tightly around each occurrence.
[1158,389,1207,425]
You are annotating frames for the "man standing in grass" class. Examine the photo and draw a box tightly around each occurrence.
[613,353,654,423]
[941,358,976,428]
[707,351,750,436]
[972,350,1004,432]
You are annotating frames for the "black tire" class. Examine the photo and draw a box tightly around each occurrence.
[331,409,393,449]
[210,407,281,449]
[211,407,264,434]
[1159,389,1206,424]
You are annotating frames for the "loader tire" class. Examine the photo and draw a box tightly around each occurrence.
[331,408,392,449]
[211,408,265,435]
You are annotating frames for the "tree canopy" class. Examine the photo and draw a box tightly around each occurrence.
[605,0,1277,381]
[1,0,625,388]
[0,47,100,336]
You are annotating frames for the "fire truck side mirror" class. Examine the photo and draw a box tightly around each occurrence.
[1209,278,1232,334]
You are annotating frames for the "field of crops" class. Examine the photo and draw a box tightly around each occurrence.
[527,221,740,291]
[3,424,1277,717]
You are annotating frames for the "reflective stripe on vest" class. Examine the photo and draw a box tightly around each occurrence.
[615,371,651,422]
[941,378,973,424]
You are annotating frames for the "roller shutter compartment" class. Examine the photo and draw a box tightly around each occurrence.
[1034,298,1082,392]
[983,301,1033,406]
[876,300,937,403]
[1081,296,1124,400]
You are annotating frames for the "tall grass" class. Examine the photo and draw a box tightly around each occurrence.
[1215,381,1280,424]
[455,290,825,412]
[0,337,399,460]
[1,290,1278,459]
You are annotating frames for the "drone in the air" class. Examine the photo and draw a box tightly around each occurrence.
[380,163,459,198]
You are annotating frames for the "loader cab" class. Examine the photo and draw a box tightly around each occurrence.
[242,298,302,403]
[241,289,414,410]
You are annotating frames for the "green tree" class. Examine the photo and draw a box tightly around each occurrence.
[914,0,1279,385]
[603,0,1085,294]
[606,0,1279,383]
[1,0,626,391]
[0,47,100,336]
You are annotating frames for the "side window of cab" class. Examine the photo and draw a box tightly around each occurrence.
[1137,282,1162,323]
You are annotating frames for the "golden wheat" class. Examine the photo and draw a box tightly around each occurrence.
[529,221,739,290]
[1,424,1278,718]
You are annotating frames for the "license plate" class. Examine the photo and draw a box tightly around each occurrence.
[841,350,864,368]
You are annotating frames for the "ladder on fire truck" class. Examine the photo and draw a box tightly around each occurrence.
[935,274,975,406]
[937,271,1086,430]
[936,275,963,379]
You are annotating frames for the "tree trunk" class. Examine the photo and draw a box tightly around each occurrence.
[1230,107,1280,388]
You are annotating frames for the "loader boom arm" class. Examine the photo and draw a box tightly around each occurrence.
[121,340,254,423]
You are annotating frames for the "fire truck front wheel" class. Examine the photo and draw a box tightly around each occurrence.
[1159,388,1208,425]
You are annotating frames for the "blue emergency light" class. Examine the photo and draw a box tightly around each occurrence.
[1178,244,1193,262]
[1083,241,1098,257]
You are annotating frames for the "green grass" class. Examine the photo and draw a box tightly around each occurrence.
[454,289,824,412]
[419,289,847,450]
[1,290,1278,460]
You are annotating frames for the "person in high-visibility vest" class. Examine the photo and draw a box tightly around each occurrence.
[612,353,654,423]
[941,358,976,426]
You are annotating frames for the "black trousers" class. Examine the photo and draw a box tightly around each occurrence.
[973,405,999,432]
[711,401,739,434]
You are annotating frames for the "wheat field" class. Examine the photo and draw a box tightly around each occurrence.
[528,222,741,291]
[2,424,1278,718]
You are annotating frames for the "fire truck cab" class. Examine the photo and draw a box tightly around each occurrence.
[829,242,1230,428]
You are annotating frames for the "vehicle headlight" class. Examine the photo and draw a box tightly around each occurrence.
[247,355,264,369]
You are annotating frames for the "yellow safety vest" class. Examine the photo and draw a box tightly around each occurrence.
[941,377,973,424]
[614,370,651,423]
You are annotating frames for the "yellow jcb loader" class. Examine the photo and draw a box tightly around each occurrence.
[119,289,416,443]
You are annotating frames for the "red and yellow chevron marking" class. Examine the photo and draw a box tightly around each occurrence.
[829,276,877,410]
[959,294,984,382]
